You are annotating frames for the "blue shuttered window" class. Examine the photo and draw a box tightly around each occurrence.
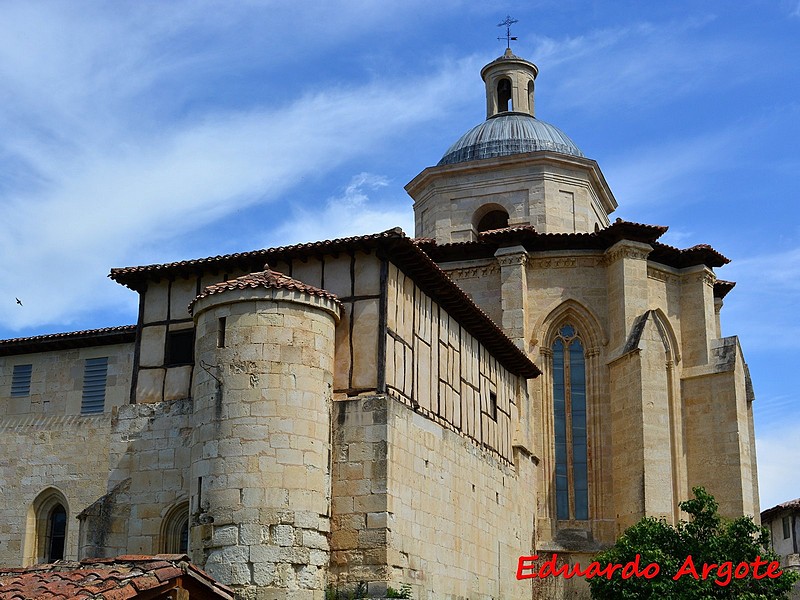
[11,364,33,397]
[552,325,589,521]
[81,357,108,414]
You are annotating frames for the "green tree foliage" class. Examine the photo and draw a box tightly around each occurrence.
[589,488,799,599]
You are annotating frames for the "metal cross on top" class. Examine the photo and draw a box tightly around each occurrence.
[497,15,519,49]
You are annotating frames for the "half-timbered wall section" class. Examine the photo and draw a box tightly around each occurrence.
[384,263,521,462]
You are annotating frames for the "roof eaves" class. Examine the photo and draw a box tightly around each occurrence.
[0,325,136,357]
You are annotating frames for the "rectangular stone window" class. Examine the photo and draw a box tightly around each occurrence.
[81,357,108,414]
[166,329,194,366]
[11,364,32,397]
[783,516,791,539]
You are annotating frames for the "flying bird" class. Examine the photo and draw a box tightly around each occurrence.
[15,297,22,306]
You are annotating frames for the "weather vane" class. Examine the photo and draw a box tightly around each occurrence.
[497,15,518,49]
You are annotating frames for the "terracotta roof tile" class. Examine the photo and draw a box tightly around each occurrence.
[190,266,341,314]
[419,219,730,269]
[0,325,136,357]
[109,228,539,379]
[109,229,407,287]
[0,555,234,600]
[761,497,800,521]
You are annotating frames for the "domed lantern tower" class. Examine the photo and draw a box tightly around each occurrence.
[407,48,617,242]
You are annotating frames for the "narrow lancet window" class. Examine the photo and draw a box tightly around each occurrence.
[497,78,512,112]
[552,324,588,520]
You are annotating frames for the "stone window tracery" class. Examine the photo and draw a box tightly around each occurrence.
[552,324,588,521]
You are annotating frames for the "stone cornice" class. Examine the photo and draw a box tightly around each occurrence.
[443,264,500,279]
[602,240,653,265]
[494,245,529,268]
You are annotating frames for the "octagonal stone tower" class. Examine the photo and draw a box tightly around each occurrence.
[408,49,617,242]
[189,266,341,599]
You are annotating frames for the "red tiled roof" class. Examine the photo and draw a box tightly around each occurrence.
[109,230,406,288]
[713,280,736,299]
[0,555,234,600]
[417,219,730,269]
[190,266,342,313]
[0,326,136,358]
[110,229,540,379]
[761,498,800,521]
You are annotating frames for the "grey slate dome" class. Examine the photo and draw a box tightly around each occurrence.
[438,112,584,166]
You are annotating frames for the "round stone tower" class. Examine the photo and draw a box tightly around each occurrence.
[189,266,341,598]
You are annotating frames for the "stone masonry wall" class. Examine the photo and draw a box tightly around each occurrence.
[386,397,537,600]
[0,414,112,566]
[191,291,338,599]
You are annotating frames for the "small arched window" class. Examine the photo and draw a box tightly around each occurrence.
[46,505,67,562]
[477,209,509,233]
[162,501,190,554]
[497,78,512,112]
[25,488,69,565]
[552,324,588,521]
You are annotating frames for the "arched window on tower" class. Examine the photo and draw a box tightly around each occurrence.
[476,209,509,233]
[497,78,512,112]
[552,324,588,521]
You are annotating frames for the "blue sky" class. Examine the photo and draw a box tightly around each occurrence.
[0,1,797,510]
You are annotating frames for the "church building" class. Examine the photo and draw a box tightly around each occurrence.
[0,48,759,600]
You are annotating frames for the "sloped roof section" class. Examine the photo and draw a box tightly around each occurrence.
[111,229,539,378]
[190,266,342,314]
[0,325,136,357]
[761,498,800,522]
[0,555,234,599]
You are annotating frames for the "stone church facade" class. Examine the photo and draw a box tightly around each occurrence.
[0,49,759,600]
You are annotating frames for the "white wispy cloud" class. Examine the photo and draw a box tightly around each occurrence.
[271,172,414,246]
[718,247,800,351]
[531,16,749,116]
[757,421,800,509]
[0,3,476,333]
[601,127,745,210]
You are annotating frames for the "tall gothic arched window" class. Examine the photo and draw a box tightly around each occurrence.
[552,324,588,520]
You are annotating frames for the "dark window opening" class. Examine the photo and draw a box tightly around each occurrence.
[477,210,509,233]
[179,520,189,554]
[166,330,194,366]
[497,78,512,112]
[489,391,498,421]
[527,80,535,114]
[217,317,226,348]
[46,504,66,562]
[783,516,791,539]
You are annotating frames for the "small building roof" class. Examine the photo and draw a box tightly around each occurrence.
[0,325,136,358]
[190,266,342,314]
[0,554,234,600]
[761,498,800,522]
